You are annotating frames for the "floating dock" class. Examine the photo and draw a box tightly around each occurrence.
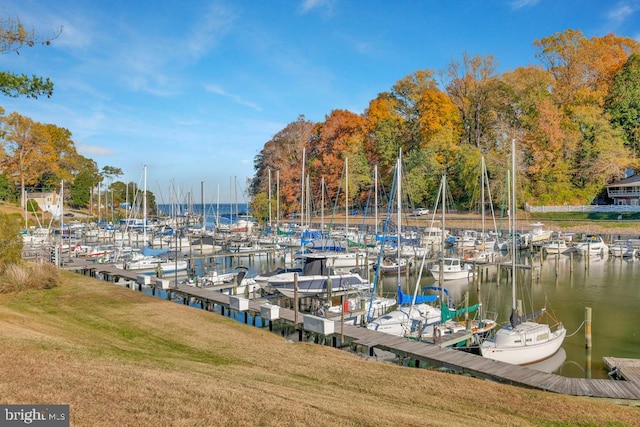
[63,258,640,401]
[603,357,640,383]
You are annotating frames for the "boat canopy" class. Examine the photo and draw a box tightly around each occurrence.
[510,307,545,328]
[396,285,438,305]
[440,302,481,323]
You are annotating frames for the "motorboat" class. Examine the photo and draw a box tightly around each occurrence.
[430,257,472,281]
[262,253,371,298]
[574,235,609,256]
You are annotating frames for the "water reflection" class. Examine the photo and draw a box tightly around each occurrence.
[527,347,566,373]
[372,253,639,379]
[242,251,639,379]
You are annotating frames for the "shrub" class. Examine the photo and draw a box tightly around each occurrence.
[0,213,23,270]
[0,262,59,293]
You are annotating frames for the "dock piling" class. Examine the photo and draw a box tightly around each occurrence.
[585,306,592,349]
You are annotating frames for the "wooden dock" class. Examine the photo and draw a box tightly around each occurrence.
[63,258,640,401]
[603,357,640,383]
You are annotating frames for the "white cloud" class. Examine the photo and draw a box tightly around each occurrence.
[185,1,237,60]
[606,1,639,27]
[204,84,262,111]
[509,0,541,10]
[77,144,114,157]
[298,0,335,15]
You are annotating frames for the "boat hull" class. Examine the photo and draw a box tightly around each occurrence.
[266,272,370,298]
[480,322,566,365]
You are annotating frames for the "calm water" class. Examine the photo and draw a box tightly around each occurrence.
[242,250,639,379]
[156,203,248,224]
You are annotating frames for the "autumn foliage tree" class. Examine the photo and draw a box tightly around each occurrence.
[308,110,370,210]
[251,30,640,214]
[0,112,56,209]
[251,115,314,217]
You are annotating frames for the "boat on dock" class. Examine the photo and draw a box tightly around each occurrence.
[262,253,371,298]
[541,239,572,255]
[479,140,566,366]
[429,257,472,281]
[374,256,410,275]
[574,234,609,256]
[608,239,637,258]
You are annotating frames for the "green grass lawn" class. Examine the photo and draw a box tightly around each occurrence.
[1,271,639,426]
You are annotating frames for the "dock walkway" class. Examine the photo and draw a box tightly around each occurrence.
[603,357,640,383]
[64,259,640,401]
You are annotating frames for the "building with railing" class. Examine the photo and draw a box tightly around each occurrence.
[606,174,640,206]
[526,204,640,213]
[525,173,640,213]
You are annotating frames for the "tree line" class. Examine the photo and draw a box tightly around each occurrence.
[0,17,155,220]
[250,30,640,222]
[0,108,157,218]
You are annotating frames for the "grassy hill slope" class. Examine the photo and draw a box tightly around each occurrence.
[0,272,638,426]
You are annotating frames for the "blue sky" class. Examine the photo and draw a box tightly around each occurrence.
[1,0,639,203]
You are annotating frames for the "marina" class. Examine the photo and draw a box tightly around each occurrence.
[22,197,640,398]
[59,248,640,401]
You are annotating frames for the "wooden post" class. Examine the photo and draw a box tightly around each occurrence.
[569,252,574,274]
[340,295,345,345]
[585,241,590,272]
[464,291,470,330]
[585,307,592,349]
[293,272,299,326]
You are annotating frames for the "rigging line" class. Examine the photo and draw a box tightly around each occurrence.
[565,320,586,338]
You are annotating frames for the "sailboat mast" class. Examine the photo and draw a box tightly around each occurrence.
[305,174,311,227]
[216,183,220,230]
[321,176,325,234]
[268,169,272,231]
[143,165,147,246]
[374,164,378,236]
[301,148,306,229]
[60,180,64,265]
[481,156,486,247]
[511,139,517,313]
[439,175,445,290]
[201,181,205,234]
[397,151,402,280]
[345,157,349,236]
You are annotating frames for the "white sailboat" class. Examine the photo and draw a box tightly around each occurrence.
[429,176,472,281]
[367,152,442,338]
[480,139,566,365]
